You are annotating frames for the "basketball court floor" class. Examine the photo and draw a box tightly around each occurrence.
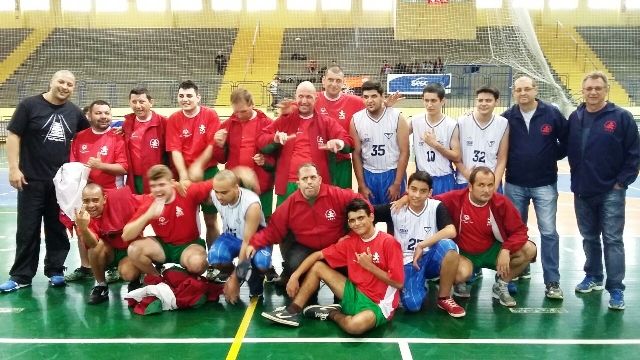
[0,150,638,359]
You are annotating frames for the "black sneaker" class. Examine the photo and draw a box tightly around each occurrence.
[127,277,143,293]
[88,285,109,305]
[264,267,279,283]
[303,304,341,321]
[262,306,300,327]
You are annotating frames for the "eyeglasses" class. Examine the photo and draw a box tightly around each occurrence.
[513,87,535,93]
[582,87,607,93]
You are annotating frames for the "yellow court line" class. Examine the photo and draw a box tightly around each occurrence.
[226,297,259,360]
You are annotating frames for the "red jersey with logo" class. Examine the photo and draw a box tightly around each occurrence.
[130,181,213,245]
[288,118,313,181]
[166,106,220,169]
[316,92,365,162]
[70,128,128,190]
[322,230,404,320]
[457,196,495,254]
[129,119,153,175]
[87,217,129,251]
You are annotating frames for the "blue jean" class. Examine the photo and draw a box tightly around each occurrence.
[574,188,626,291]
[504,182,560,284]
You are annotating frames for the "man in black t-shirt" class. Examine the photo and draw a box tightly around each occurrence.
[0,70,90,292]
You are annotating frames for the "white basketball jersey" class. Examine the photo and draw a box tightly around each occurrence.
[212,187,266,241]
[353,107,402,173]
[411,113,457,177]
[456,114,508,184]
[391,199,442,265]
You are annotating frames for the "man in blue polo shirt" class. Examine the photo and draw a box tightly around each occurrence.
[502,76,568,300]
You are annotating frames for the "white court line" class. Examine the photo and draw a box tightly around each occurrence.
[0,338,639,345]
[398,341,413,360]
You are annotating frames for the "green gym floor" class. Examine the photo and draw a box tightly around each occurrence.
[0,152,639,359]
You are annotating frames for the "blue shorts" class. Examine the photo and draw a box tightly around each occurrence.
[431,174,455,195]
[363,168,406,205]
[207,233,272,269]
[401,239,458,312]
[454,182,503,194]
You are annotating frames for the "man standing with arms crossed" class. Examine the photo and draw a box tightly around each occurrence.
[1,70,90,292]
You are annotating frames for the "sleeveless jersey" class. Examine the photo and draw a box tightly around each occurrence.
[212,187,266,241]
[353,107,402,173]
[411,113,457,177]
[456,114,508,184]
[391,199,443,265]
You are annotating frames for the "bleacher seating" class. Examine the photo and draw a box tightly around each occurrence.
[0,29,32,62]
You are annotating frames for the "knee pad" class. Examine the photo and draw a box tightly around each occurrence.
[252,247,272,270]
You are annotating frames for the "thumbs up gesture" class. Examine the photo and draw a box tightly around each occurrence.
[86,152,104,170]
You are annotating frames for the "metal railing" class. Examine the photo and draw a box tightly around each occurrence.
[555,21,599,73]
[244,20,261,82]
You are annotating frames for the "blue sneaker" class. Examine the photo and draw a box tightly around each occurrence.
[575,276,604,293]
[608,289,625,310]
[466,268,483,283]
[49,274,66,287]
[0,279,31,292]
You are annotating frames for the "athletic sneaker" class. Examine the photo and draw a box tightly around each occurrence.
[545,282,564,300]
[303,304,341,321]
[452,283,470,298]
[608,289,625,310]
[105,268,121,283]
[49,274,66,287]
[205,268,219,282]
[0,279,31,292]
[466,268,483,283]
[264,267,279,283]
[88,285,109,305]
[127,276,143,293]
[64,267,93,282]
[513,264,532,281]
[262,306,300,327]
[495,274,517,294]
[437,297,466,318]
[575,276,605,293]
[235,259,252,282]
[492,282,516,307]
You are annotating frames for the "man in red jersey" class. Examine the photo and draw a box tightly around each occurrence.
[257,81,354,206]
[74,183,142,305]
[212,88,275,220]
[261,198,404,334]
[246,163,367,283]
[65,100,128,283]
[165,80,221,248]
[122,87,168,195]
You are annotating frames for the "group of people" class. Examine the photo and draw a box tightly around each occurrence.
[0,66,637,335]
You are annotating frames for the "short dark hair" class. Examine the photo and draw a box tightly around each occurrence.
[129,86,153,101]
[476,85,500,100]
[89,100,110,113]
[179,80,199,93]
[82,105,90,114]
[422,83,445,100]
[469,166,495,185]
[346,198,371,216]
[361,81,384,95]
[408,171,433,189]
[325,66,344,76]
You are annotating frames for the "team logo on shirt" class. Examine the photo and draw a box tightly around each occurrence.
[541,124,552,135]
[150,139,160,148]
[462,214,471,224]
[338,110,346,120]
[363,134,371,143]
[325,209,336,220]
[43,114,69,143]
[182,129,192,138]
[487,141,495,147]
[398,228,409,235]
[199,124,206,135]
[384,133,393,139]
[424,227,432,233]
[317,136,324,146]
[466,137,473,146]
[80,144,89,153]
[175,206,184,217]
[320,107,327,114]
[372,252,380,264]
[418,141,424,147]
[604,120,616,133]
[99,146,109,156]
[158,216,168,226]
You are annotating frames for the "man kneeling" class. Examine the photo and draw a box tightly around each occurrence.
[260,198,404,335]
[75,184,141,304]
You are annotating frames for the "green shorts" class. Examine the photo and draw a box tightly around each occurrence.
[330,160,353,190]
[201,166,219,215]
[340,279,387,328]
[107,248,128,269]
[258,190,274,217]
[459,241,503,270]
[133,175,144,195]
[155,237,206,264]
[276,182,299,207]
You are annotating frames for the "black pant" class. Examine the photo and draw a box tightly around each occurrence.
[282,241,348,279]
[10,179,70,283]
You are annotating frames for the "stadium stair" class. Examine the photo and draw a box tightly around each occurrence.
[0,28,53,85]
[535,25,629,105]
[216,27,284,106]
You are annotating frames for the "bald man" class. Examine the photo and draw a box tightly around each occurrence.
[257,81,354,205]
[1,70,90,292]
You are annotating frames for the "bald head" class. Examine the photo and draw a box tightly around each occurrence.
[296,81,317,116]
[47,70,76,105]
[52,70,76,83]
[213,169,240,205]
[213,169,238,184]
[513,76,538,108]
